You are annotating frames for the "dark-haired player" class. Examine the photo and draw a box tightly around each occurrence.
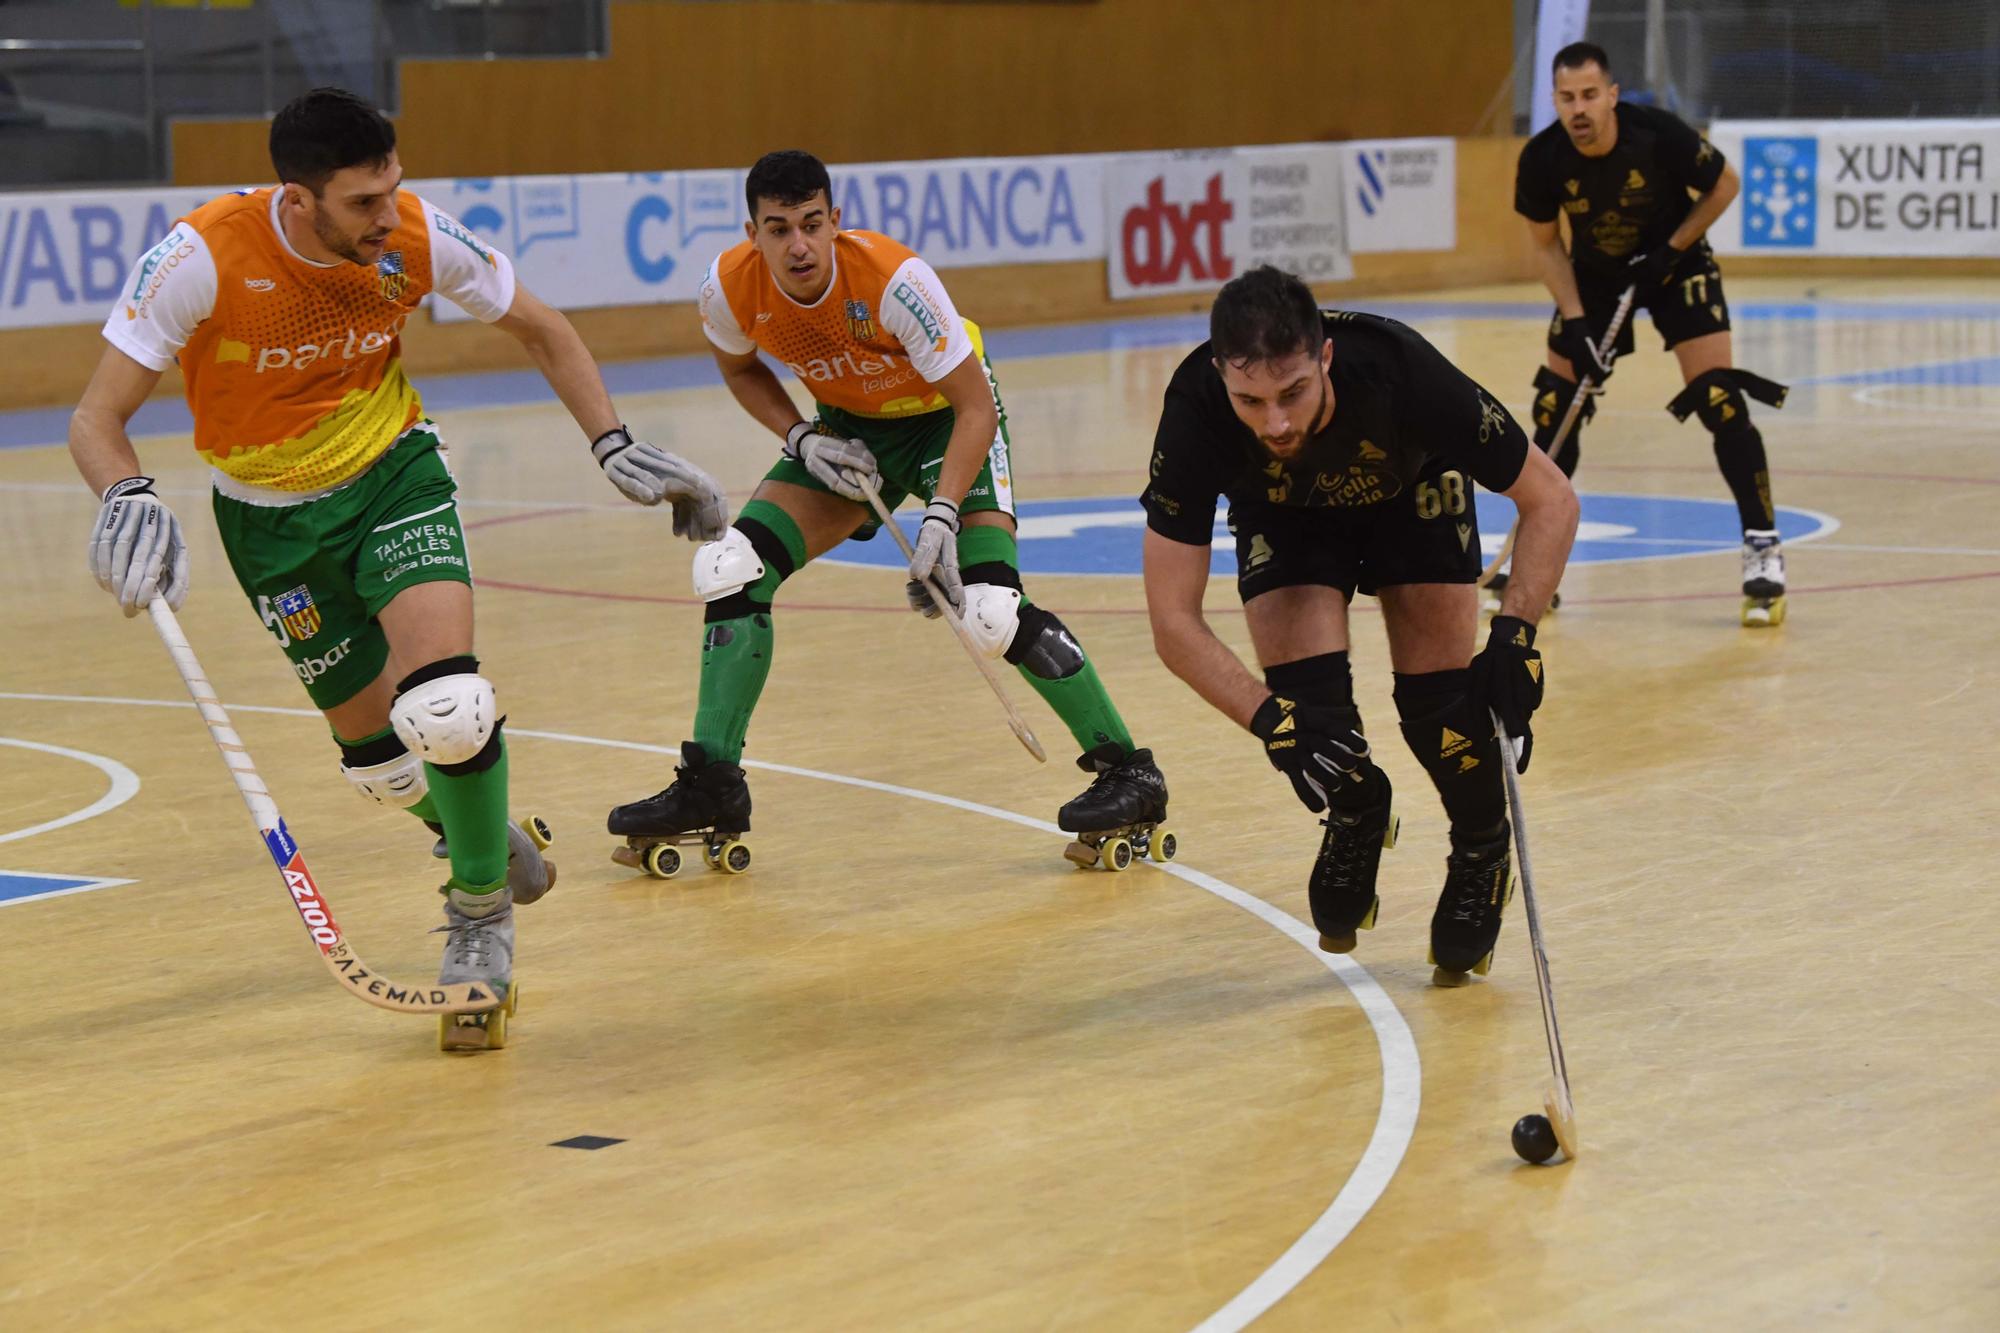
[1143,266,1577,983]
[606,150,1168,868]
[69,87,727,1043]
[1514,41,1790,626]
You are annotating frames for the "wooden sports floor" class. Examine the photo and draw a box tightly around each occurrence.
[3,277,1996,1330]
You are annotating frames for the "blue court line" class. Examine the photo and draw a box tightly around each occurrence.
[1796,354,2000,388]
[6,297,1999,451]
[0,870,129,907]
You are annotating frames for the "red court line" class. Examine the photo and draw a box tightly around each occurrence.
[464,505,588,530]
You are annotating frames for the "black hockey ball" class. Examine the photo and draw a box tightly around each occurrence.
[1512,1113,1559,1164]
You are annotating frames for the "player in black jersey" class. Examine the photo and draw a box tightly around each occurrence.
[1514,41,1790,626]
[1142,266,1578,984]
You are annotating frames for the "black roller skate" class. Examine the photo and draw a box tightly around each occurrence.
[1428,822,1515,986]
[1309,773,1398,954]
[1059,744,1173,872]
[607,741,753,879]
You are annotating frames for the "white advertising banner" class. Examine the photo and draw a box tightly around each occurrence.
[1530,0,1593,135]
[1711,118,2000,257]
[1344,137,1456,253]
[1106,145,1353,300]
[0,185,228,331]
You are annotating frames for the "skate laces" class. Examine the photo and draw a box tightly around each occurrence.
[1315,810,1378,882]
[433,903,512,967]
[1442,843,1505,922]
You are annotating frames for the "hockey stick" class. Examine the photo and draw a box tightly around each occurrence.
[860,481,1047,763]
[1491,707,1578,1160]
[1480,283,1640,588]
[148,599,502,1014]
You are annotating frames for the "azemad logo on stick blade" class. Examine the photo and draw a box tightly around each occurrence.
[825,494,1836,577]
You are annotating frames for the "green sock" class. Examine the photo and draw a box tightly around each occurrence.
[427,735,510,892]
[692,501,805,765]
[955,525,1136,758]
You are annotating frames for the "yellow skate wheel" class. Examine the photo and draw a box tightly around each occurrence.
[716,839,752,875]
[643,842,683,878]
[506,982,520,1017]
[1766,595,1787,626]
[484,1003,509,1050]
[1359,896,1380,931]
[1472,950,1494,977]
[1102,837,1133,872]
[1381,813,1400,851]
[525,816,553,850]
[1149,826,1179,862]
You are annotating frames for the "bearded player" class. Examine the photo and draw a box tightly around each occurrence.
[70,88,727,1046]
[607,150,1167,870]
[1513,41,1790,626]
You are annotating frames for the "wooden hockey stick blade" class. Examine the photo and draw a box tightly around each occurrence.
[149,600,501,1017]
[861,484,1047,763]
[1544,1087,1580,1160]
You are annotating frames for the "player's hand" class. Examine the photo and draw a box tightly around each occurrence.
[1627,243,1686,289]
[1469,615,1545,772]
[592,427,728,539]
[908,496,962,614]
[784,421,879,504]
[89,476,190,617]
[1249,694,1370,813]
[1550,317,1614,387]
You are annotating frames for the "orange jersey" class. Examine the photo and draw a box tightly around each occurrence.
[103,188,515,495]
[698,230,975,419]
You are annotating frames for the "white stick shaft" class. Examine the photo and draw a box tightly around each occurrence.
[149,599,279,830]
[1491,708,1576,1130]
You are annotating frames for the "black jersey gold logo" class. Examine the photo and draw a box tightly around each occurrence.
[1565,179,1580,196]
[1624,169,1646,190]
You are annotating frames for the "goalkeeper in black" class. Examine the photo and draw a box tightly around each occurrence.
[1141,266,1577,985]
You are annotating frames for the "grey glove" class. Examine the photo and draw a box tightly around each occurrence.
[905,578,942,619]
[88,476,189,617]
[591,426,728,540]
[784,421,878,504]
[908,496,962,613]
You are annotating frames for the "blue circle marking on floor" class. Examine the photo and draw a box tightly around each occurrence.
[821,493,1836,578]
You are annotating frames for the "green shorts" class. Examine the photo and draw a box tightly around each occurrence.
[212,422,472,709]
[763,349,1018,530]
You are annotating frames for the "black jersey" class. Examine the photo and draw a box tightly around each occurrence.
[1514,102,1726,276]
[1141,311,1530,546]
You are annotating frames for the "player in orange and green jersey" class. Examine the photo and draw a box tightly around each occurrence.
[606,150,1170,870]
[70,88,727,1034]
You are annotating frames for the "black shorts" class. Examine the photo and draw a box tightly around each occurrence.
[1549,250,1731,357]
[1228,458,1484,602]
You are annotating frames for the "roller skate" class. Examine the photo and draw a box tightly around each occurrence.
[1059,744,1174,872]
[1428,823,1515,986]
[1309,773,1398,954]
[1482,568,1559,615]
[435,884,518,1052]
[1741,529,1787,627]
[426,817,557,905]
[607,741,753,879]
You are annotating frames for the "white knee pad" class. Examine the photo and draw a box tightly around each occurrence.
[692,528,764,602]
[961,583,1022,660]
[390,672,497,766]
[341,749,430,809]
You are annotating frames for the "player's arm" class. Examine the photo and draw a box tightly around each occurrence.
[1527,217,1585,319]
[927,353,999,510]
[1669,161,1740,251]
[711,343,805,439]
[1496,443,1579,623]
[1142,529,1267,727]
[69,343,163,495]
[493,282,621,438]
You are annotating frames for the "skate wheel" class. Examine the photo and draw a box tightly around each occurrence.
[1381,813,1399,851]
[439,1001,507,1052]
[643,843,683,878]
[1358,896,1380,932]
[506,982,520,1017]
[1102,837,1133,872]
[715,839,752,875]
[525,816,553,850]
[1062,840,1098,868]
[484,1002,509,1050]
[1150,826,1179,862]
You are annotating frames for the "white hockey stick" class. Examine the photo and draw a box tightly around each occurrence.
[1481,283,1639,589]
[860,482,1046,764]
[148,599,501,1014]
[1492,707,1579,1159]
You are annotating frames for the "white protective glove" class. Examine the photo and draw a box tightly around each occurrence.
[591,426,729,540]
[784,421,879,504]
[88,476,189,617]
[908,496,963,614]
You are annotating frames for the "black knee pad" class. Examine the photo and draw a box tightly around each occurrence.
[1530,366,1594,454]
[1667,367,1789,429]
[1003,603,1085,680]
[1393,669,1505,838]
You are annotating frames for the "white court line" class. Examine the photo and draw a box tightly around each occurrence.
[1,690,1421,1331]
[0,736,142,846]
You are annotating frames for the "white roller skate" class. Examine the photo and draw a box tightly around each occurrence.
[428,818,557,904]
[1741,529,1786,627]
[435,885,518,1052]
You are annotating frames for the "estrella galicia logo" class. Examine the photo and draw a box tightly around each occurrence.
[822,495,1833,577]
[1743,137,1817,248]
[1354,149,1389,217]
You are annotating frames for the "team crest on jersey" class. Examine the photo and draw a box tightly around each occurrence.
[275,585,322,641]
[844,299,877,341]
[376,251,407,301]
[1565,179,1580,197]
[1624,169,1646,190]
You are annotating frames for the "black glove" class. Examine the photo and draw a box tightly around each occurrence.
[1549,316,1613,387]
[1627,242,1686,290]
[1249,695,1370,813]
[1468,615,1545,772]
